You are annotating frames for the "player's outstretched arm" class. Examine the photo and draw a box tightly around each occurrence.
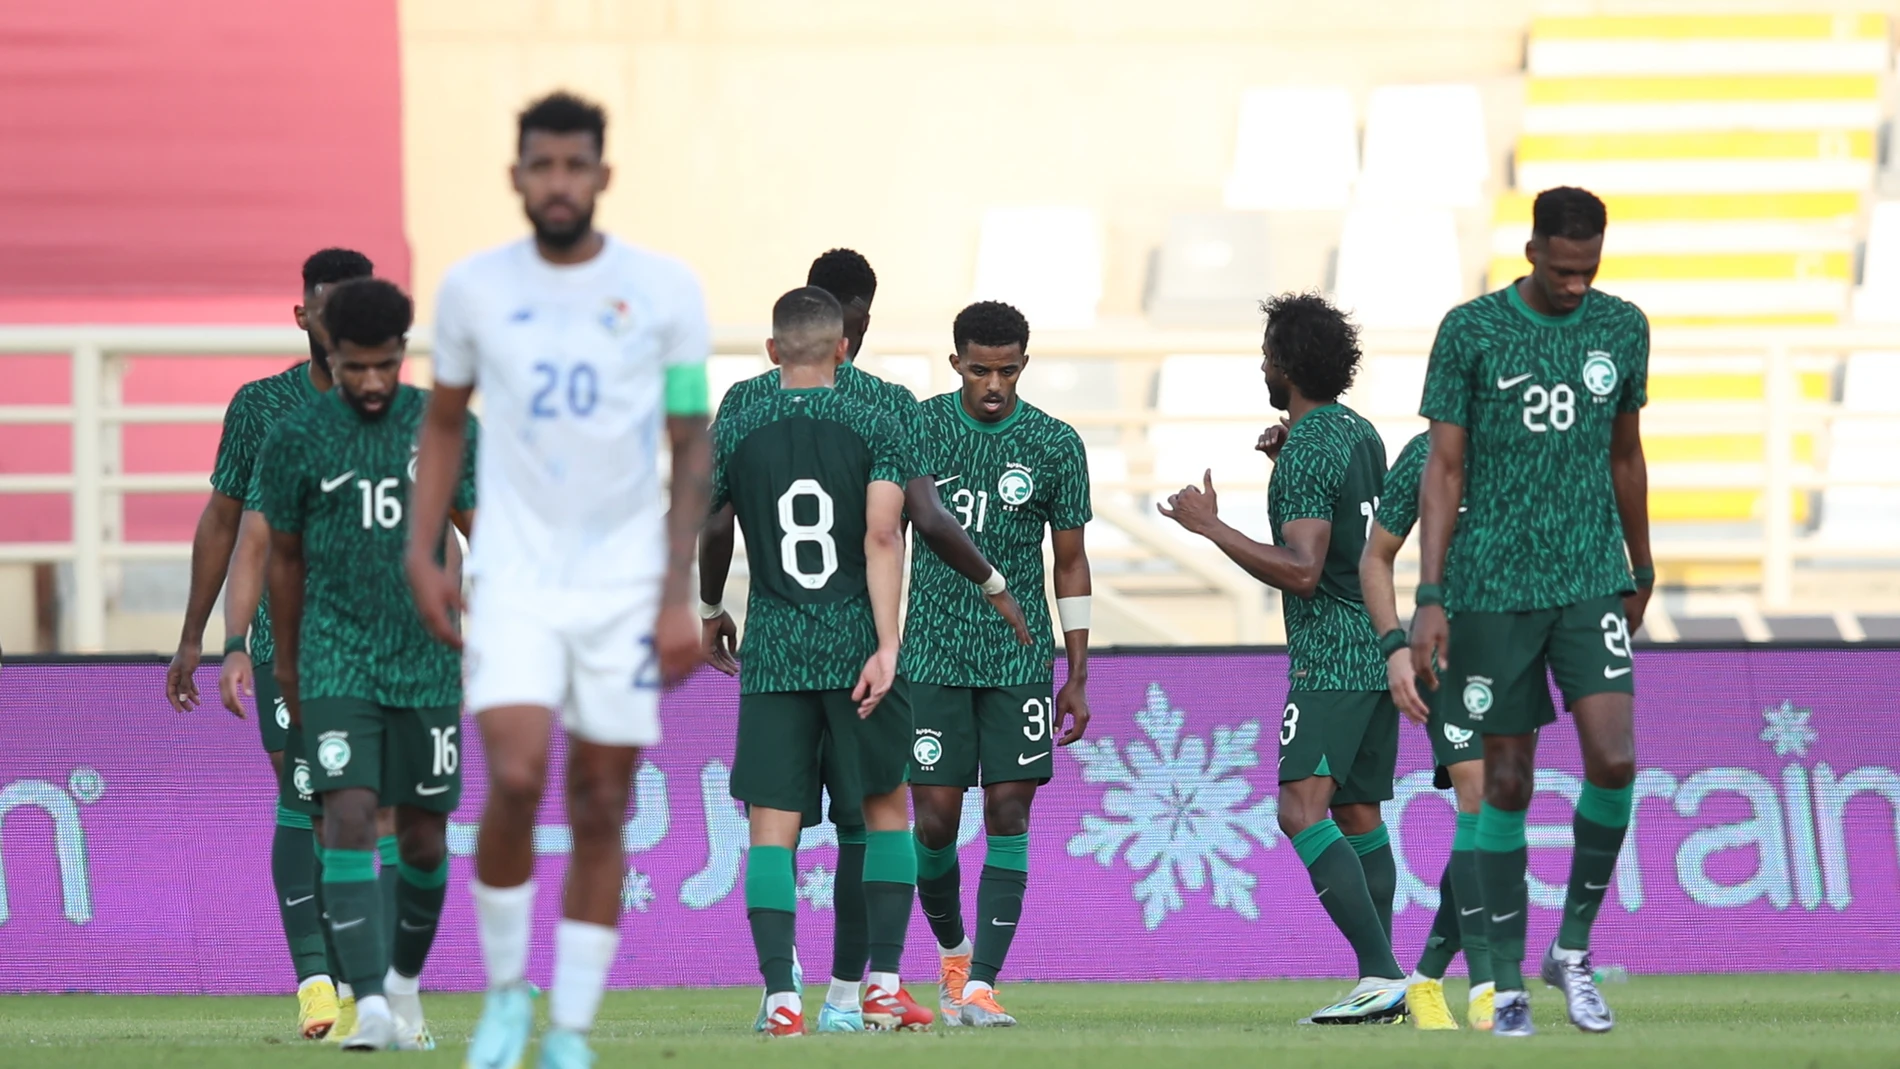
[1157,470,1330,597]
[1051,526,1092,745]
[854,481,906,718]
[905,477,1033,646]
[697,504,740,676]
[217,509,271,719]
[405,384,474,648]
[1610,410,1654,633]
[265,528,307,727]
[168,490,243,712]
[1410,421,1466,689]
[1361,522,1430,725]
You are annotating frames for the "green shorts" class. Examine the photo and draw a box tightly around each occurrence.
[279,720,322,817]
[1277,690,1399,805]
[1444,595,1631,737]
[255,662,291,754]
[733,689,876,817]
[909,681,1056,788]
[1426,676,1484,772]
[301,697,464,812]
[802,677,914,829]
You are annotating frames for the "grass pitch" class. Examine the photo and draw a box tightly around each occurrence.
[3,974,1896,1068]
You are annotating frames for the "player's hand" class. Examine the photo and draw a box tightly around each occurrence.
[274,665,302,728]
[1256,417,1291,462]
[1387,649,1430,726]
[701,612,739,677]
[986,589,1034,646]
[219,651,254,720]
[1623,583,1652,637]
[1156,470,1220,535]
[166,641,202,712]
[852,647,897,718]
[656,601,704,688]
[1410,604,1448,692]
[1055,675,1090,745]
[405,553,465,650]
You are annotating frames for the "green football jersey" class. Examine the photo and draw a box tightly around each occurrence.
[1419,284,1647,613]
[899,393,1091,688]
[718,362,927,470]
[254,386,478,707]
[211,361,323,664]
[713,387,911,695]
[1268,403,1386,691]
[1375,431,1471,597]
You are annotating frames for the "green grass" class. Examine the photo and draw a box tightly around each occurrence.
[3,975,1898,1068]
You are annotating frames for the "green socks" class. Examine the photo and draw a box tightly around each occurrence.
[1476,803,1529,991]
[1292,820,1402,980]
[1560,782,1632,952]
[914,836,965,950]
[378,835,401,944]
[1415,862,1462,980]
[971,834,1028,986]
[1346,825,1396,942]
[1449,813,1492,985]
[320,848,387,998]
[270,815,328,981]
[830,825,869,983]
[863,830,917,975]
[745,846,798,994]
[391,858,449,979]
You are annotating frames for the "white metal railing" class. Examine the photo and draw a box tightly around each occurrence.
[3,323,1900,650]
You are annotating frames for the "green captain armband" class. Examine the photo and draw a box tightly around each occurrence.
[1632,565,1655,588]
[223,634,248,657]
[1378,628,1408,658]
[664,363,710,417]
[1414,583,1444,608]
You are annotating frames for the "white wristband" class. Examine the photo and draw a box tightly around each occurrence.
[980,568,1008,596]
[698,600,726,620]
[1056,595,1092,632]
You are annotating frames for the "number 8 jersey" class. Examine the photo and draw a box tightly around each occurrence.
[712,387,914,694]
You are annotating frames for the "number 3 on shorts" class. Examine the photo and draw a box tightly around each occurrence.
[1022,697,1049,742]
[1280,702,1300,746]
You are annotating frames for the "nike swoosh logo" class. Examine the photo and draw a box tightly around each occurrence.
[1018,752,1049,765]
[1497,374,1532,390]
[1584,881,1610,891]
[319,471,356,493]
[399,920,435,932]
[414,783,450,796]
[332,917,366,931]
[284,895,315,907]
[1603,666,1632,679]
[1461,906,1484,916]
[990,918,1015,927]
[922,910,948,920]
[934,475,961,487]
[1491,911,1521,923]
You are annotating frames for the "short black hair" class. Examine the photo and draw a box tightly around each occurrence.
[771,286,844,361]
[1261,291,1361,403]
[1532,186,1607,242]
[302,248,373,295]
[518,91,607,156]
[807,249,877,309]
[321,278,413,351]
[953,301,1030,354]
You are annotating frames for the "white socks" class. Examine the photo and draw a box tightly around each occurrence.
[866,971,901,995]
[941,937,973,957]
[383,970,420,997]
[298,974,333,994]
[549,919,620,1033]
[964,980,994,999]
[355,994,392,1023]
[765,992,800,1017]
[384,969,423,1028]
[471,880,536,988]
[826,978,861,1011]
[1408,970,1435,986]
[338,982,354,1001]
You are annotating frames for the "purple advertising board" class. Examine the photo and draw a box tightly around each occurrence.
[1,649,1896,994]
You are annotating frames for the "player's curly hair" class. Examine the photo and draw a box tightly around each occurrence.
[953,301,1030,354]
[518,91,607,156]
[1261,291,1360,403]
[301,248,373,296]
[321,278,413,350]
[1532,186,1606,241]
[808,249,877,309]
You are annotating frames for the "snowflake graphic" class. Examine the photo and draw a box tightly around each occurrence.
[1760,700,1817,757]
[797,864,835,911]
[620,868,655,913]
[1066,683,1279,930]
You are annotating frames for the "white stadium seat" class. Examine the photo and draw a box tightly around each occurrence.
[1851,201,1900,324]
[1223,87,1358,211]
[972,206,1103,330]
[1333,208,1465,331]
[1357,84,1488,210]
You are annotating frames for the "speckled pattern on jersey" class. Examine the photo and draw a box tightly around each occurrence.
[1419,285,1647,613]
[1376,431,1471,597]
[713,387,910,695]
[1268,403,1386,691]
[900,394,1091,687]
[718,362,927,469]
[254,386,477,707]
[211,362,323,664]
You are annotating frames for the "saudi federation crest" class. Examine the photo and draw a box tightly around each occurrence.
[317,735,352,774]
[274,697,290,730]
[1442,722,1475,748]
[912,735,943,767]
[997,467,1035,506]
[1461,678,1493,719]
[293,763,313,799]
[1583,351,1618,397]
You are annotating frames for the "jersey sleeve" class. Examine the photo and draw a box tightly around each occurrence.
[255,422,309,535]
[710,417,737,511]
[1619,307,1650,414]
[867,413,909,487]
[1374,434,1429,538]
[886,383,930,482]
[1274,425,1345,524]
[1419,307,1476,428]
[430,266,478,389]
[209,384,260,500]
[453,412,481,512]
[1048,425,1093,531]
[662,265,713,416]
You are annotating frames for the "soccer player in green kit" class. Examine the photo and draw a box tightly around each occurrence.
[257,278,478,1051]
[1409,187,1653,1038]
[714,286,911,1038]
[906,301,1094,1028]
[1160,292,1407,1025]
[164,247,371,1040]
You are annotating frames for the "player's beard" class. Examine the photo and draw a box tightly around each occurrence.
[1266,379,1290,411]
[528,200,595,251]
[340,386,392,421]
[306,333,331,376]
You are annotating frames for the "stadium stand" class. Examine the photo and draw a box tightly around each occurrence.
[1356,84,1489,210]
[1222,87,1359,211]
[973,206,1105,330]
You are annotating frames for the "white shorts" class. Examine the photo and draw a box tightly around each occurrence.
[463,580,663,747]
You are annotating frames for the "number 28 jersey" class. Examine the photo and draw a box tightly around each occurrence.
[712,388,913,695]
[1419,284,1648,613]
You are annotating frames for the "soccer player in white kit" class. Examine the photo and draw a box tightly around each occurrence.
[405,92,712,1069]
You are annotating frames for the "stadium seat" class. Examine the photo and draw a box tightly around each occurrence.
[1357,84,1487,209]
[1524,73,1883,134]
[1851,201,1900,323]
[1526,13,1891,77]
[1333,208,1464,331]
[1149,355,1275,543]
[1145,212,1273,328]
[1223,87,1358,211]
[1818,351,1900,544]
[973,206,1103,330]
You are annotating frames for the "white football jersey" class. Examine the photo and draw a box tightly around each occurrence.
[431,236,710,588]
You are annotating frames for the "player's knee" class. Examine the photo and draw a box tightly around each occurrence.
[982,798,1030,837]
[399,826,448,872]
[913,806,960,850]
[1591,753,1636,791]
[488,759,547,808]
[567,777,631,844]
[1486,765,1535,809]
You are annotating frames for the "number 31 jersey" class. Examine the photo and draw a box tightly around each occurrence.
[431,237,711,589]
[712,388,912,695]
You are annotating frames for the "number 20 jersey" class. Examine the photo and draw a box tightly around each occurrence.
[712,388,912,695]
[432,237,711,589]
